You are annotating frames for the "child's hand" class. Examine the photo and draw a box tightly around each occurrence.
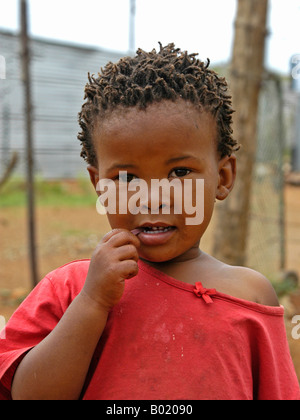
[81,229,140,312]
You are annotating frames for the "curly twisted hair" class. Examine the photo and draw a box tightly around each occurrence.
[78,43,238,166]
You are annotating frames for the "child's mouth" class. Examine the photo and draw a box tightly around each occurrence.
[141,226,173,234]
[132,224,176,246]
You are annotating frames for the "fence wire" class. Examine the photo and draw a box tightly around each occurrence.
[247,75,286,278]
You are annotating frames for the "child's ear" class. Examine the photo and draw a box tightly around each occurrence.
[216,155,236,201]
[87,165,100,194]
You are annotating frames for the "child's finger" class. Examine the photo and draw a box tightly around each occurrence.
[108,230,140,249]
[116,244,139,262]
[131,228,143,236]
[119,260,139,280]
[101,229,125,243]
[102,229,140,248]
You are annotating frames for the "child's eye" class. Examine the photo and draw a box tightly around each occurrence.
[117,173,138,183]
[169,168,191,178]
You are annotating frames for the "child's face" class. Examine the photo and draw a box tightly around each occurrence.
[89,100,236,263]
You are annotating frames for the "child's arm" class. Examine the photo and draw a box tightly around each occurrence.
[11,229,140,400]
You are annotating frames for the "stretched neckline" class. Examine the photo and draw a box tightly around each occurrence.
[138,259,284,316]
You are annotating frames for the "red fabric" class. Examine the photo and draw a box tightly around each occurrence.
[0,259,299,400]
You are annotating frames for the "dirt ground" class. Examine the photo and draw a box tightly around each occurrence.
[1,183,300,383]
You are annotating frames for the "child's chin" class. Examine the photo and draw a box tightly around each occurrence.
[139,249,180,264]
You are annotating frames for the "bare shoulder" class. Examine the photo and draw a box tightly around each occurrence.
[224,265,280,307]
[199,253,279,306]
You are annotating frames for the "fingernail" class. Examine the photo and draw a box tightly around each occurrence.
[131,228,143,236]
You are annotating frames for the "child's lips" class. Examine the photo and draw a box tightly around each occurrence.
[132,225,176,246]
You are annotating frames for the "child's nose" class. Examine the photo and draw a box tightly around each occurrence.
[139,185,171,214]
[140,202,169,214]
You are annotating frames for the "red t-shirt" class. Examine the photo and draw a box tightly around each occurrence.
[0,259,299,400]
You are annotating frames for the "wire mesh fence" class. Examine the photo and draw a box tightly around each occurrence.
[247,75,288,278]
[0,30,123,180]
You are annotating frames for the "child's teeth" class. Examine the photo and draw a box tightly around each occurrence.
[144,227,171,234]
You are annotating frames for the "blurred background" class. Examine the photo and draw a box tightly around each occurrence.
[0,0,300,379]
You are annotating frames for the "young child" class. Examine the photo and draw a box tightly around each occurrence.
[0,44,299,400]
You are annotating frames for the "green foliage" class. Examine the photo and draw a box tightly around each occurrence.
[272,274,299,298]
[0,177,97,208]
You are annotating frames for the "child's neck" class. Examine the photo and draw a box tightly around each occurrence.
[140,246,204,285]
